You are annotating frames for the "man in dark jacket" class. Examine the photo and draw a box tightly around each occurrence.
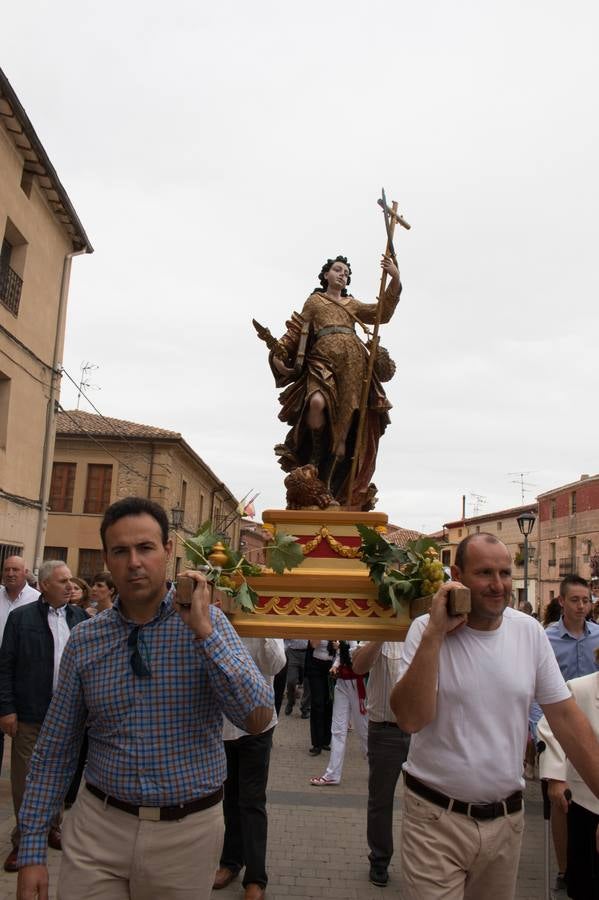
[0,559,86,872]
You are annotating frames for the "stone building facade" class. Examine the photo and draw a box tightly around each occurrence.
[45,410,240,581]
[443,503,539,610]
[0,68,91,572]
[537,473,599,610]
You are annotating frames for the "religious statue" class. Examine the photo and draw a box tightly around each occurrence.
[255,256,400,511]
[254,192,408,512]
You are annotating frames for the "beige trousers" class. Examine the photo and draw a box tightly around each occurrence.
[57,786,224,900]
[11,721,60,847]
[400,787,525,900]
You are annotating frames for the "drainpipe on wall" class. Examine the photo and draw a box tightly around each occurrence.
[33,246,89,574]
[147,443,155,499]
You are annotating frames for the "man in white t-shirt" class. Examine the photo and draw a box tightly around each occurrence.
[390,532,599,900]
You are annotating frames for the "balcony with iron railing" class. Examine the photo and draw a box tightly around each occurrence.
[559,556,579,577]
[0,265,23,316]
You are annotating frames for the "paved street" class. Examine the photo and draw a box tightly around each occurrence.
[0,711,556,899]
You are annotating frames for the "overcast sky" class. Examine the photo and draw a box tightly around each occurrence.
[3,1,598,531]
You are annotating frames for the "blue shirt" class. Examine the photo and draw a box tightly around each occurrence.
[18,589,273,866]
[545,617,599,680]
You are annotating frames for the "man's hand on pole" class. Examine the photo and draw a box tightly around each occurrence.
[174,571,214,640]
[426,582,468,641]
[0,713,17,737]
[547,779,571,815]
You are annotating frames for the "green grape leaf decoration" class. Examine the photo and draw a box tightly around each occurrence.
[266,530,305,575]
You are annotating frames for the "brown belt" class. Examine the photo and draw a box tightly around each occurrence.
[404,772,522,821]
[86,782,223,821]
[315,325,355,340]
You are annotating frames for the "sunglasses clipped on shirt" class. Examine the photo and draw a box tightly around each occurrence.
[128,625,151,677]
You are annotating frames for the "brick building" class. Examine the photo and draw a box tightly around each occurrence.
[443,503,539,610]
[239,517,270,566]
[45,410,240,581]
[0,68,91,571]
[537,473,599,610]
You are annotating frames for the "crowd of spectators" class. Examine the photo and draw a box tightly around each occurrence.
[0,519,598,899]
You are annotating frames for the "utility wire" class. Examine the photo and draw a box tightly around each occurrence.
[57,404,167,492]
[60,366,170,471]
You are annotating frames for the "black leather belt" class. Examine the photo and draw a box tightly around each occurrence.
[315,325,354,340]
[371,720,399,728]
[86,782,223,821]
[404,772,522,820]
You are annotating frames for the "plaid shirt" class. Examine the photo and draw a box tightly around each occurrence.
[18,588,273,866]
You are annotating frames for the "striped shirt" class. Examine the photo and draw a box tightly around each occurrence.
[18,588,273,866]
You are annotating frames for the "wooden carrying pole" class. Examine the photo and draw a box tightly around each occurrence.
[345,201,398,507]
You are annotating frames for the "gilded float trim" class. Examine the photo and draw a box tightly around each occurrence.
[255,596,399,619]
[301,526,362,558]
[262,509,388,528]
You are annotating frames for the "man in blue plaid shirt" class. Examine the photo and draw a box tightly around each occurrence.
[16,497,274,900]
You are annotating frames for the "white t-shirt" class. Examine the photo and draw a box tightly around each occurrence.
[364,642,404,723]
[222,637,285,741]
[398,607,570,802]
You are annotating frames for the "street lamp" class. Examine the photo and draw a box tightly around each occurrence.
[171,505,184,530]
[517,511,536,608]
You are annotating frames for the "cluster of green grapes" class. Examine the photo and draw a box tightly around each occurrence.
[420,553,445,597]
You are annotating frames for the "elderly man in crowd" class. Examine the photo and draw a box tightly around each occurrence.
[0,556,40,637]
[0,556,39,777]
[15,496,273,900]
[0,559,85,872]
[391,532,599,900]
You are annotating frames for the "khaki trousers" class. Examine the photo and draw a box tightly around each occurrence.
[57,786,224,900]
[11,721,60,848]
[400,787,525,900]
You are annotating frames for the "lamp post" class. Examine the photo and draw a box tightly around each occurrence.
[171,505,184,578]
[517,511,536,608]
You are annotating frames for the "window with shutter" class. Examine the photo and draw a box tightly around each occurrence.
[49,463,76,512]
[43,546,68,562]
[84,464,113,514]
[78,549,104,581]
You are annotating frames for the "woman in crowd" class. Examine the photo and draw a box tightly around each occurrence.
[543,596,562,628]
[69,577,91,613]
[87,571,116,615]
[310,640,368,786]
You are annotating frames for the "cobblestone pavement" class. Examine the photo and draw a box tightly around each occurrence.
[0,711,557,899]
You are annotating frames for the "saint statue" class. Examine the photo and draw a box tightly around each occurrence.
[264,255,401,511]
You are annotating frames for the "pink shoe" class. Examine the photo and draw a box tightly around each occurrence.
[309,776,339,786]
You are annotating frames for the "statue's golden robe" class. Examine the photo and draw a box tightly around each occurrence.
[271,282,401,509]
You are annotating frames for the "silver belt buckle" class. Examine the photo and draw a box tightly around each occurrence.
[138,806,161,822]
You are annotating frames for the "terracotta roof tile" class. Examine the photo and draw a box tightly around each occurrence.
[56,409,181,441]
[444,502,537,529]
[386,527,425,548]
